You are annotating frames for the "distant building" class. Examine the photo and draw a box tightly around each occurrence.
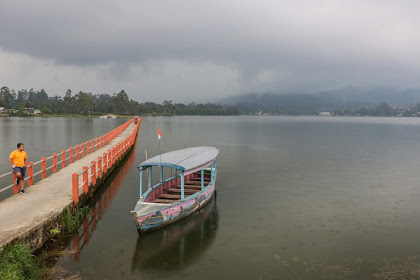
[319,112,332,116]
[34,109,42,115]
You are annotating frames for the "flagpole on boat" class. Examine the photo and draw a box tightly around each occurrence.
[158,127,161,165]
[170,148,172,177]
[158,126,162,182]
[145,149,149,183]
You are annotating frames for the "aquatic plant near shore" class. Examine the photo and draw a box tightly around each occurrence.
[63,206,91,232]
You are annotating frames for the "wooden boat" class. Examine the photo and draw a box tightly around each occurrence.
[131,146,218,234]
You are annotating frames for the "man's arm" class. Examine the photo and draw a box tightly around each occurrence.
[9,157,16,168]
[24,158,27,168]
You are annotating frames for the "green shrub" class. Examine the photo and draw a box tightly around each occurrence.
[63,206,90,232]
[0,243,40,280]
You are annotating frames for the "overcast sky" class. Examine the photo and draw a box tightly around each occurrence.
[1,0,420,102]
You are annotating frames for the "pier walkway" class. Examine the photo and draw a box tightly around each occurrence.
[0,120,140,250]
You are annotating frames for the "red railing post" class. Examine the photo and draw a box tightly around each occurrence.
[13,173,19,194]
[76,145,80,160]
[69,147,74,164]
[72,173,79,205]
[103,153,107,174]
[27,161,34,187]
[96,138,98,150]
[98,157,102,179]
[52,153,57,173]
[91,161,96,186]
[86,141,90,155]
[41,157,47,179]
[81,143,85,158]
[91,139,94,153]
[108,149,111,168]
[61,150,66,168]
[83,167,88,194]
[114,145,117,163]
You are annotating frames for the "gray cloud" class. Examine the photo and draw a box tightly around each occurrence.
[1,0,420,102]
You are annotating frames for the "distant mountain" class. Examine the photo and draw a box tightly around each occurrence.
[220,87,420,115]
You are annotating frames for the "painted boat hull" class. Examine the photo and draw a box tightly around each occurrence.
[133,183,216,233]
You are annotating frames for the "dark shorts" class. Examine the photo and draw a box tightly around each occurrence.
[13,167,26,177]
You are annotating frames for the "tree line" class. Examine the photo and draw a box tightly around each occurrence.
[333,102,420,117]
[0,87,239,116]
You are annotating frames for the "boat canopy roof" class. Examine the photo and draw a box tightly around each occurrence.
[138,146,219,172]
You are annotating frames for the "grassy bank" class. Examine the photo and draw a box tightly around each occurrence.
[0,243,41,280]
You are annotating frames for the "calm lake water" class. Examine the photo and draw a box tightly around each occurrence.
[3,116,420,279]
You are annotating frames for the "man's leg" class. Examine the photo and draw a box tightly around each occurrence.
[15,171,22,185]
[19,167,26,191]
[19,178,24,191]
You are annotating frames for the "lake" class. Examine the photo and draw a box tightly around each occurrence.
[2,116,420,279]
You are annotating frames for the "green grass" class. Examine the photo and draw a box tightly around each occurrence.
[63,206,91,232]
[0,243,40,280]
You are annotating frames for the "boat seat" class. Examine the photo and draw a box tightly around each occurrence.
[193,173,211,177]
[150,199,174,204]
[167,188,199,194]
[174,184,202,190]
[189,178,211,182]
[184,180,201,185]
[158,194,181,200]
[172,185,201,190]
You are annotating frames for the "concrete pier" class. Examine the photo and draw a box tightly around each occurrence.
[0,121,140,251]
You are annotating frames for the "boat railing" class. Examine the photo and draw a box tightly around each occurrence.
[0,118,136,200]
[139,159,217,200]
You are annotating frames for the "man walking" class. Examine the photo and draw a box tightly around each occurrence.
[9,143,27,194]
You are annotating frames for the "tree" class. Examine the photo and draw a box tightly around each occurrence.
[0,87,13,107]
[112,90,130,114]
[75,91,95,115]
[163,100,175,115]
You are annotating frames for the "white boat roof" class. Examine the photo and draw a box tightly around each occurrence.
[138,146,219,172]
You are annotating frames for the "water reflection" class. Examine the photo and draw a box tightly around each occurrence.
[131,196,219,271]
[69,140,138,261]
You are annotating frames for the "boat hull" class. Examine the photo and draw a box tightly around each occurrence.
[133,183,216,233]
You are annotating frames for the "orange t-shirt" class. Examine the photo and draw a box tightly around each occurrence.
[10,150,27,167]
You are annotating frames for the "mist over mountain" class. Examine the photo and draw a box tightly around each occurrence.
[219,87,420,115]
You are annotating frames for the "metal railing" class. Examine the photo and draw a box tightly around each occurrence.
[0,118,136,198]
[71,118,142,205]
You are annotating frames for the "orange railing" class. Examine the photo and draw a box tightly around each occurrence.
[0,118,137,199]
[71,118,142,205]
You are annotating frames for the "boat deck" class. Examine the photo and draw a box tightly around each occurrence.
[149,172,211,204]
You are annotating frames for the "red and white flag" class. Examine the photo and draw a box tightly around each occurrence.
[158,126,162,140]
